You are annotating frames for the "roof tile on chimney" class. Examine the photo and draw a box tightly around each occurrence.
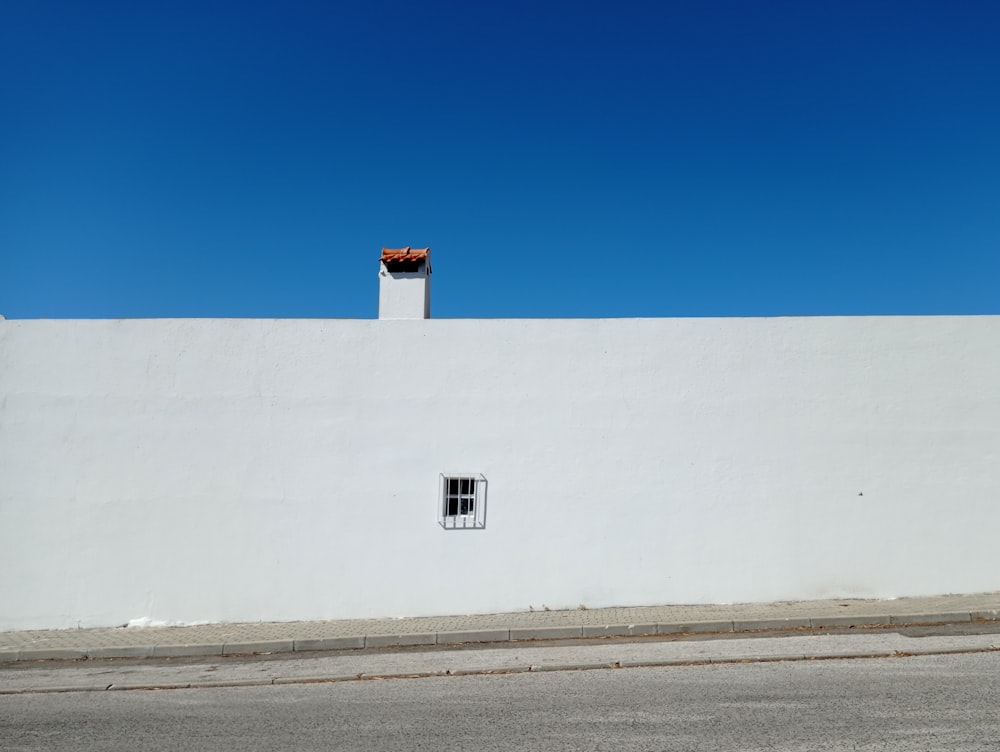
[381,247,431,270]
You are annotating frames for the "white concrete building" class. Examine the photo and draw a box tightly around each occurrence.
[1,249,998,630]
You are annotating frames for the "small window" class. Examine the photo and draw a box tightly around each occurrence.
[439,474,487,529]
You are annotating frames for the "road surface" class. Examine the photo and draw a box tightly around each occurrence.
[2,650,998,750]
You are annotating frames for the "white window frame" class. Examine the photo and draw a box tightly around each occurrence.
[439,474,487,529]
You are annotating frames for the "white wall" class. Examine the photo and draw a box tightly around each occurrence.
[378,267,430,319]
[1,316,999,630]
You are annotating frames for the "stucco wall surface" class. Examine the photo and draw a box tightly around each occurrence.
[1,316,998,630]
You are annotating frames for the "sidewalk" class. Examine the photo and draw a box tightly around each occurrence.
[2,592,998,663]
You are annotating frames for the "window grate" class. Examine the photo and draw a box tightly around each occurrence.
[439,474,487,529]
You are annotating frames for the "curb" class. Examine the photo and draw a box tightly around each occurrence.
[3,644,999,696]
[2,611,997,664]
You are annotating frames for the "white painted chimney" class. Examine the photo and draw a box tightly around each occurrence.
[378,247,431,319]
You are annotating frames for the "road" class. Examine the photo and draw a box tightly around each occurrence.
[3,650,999,751]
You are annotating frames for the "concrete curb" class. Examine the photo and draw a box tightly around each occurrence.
[1,610,996,664]
[3,643,999,696]
[152,644,225,658]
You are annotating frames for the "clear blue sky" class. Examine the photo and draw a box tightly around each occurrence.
[2,1,997,318]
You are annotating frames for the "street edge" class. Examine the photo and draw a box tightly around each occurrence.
[3,644,999,696]
[3,611,997,664]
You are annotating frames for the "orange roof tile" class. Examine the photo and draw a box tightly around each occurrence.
[381,247,429,262]
[381,247,431,272]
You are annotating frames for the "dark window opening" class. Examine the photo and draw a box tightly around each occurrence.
[439,474,486,530]
[384,260,424,273]
[444,477,476,517]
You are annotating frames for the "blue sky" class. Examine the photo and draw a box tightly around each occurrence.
[2,1,997,318]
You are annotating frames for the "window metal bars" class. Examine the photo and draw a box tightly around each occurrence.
[439,474,487,529]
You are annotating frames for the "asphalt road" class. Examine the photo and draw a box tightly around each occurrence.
[3,650,999,751]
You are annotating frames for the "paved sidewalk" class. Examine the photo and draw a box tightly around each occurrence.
[4,630,1000,695]
[2,591,997,663]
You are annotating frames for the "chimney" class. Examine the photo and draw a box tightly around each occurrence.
[378,247,431,319]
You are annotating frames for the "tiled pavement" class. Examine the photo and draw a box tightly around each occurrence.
[2,592,998,662]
